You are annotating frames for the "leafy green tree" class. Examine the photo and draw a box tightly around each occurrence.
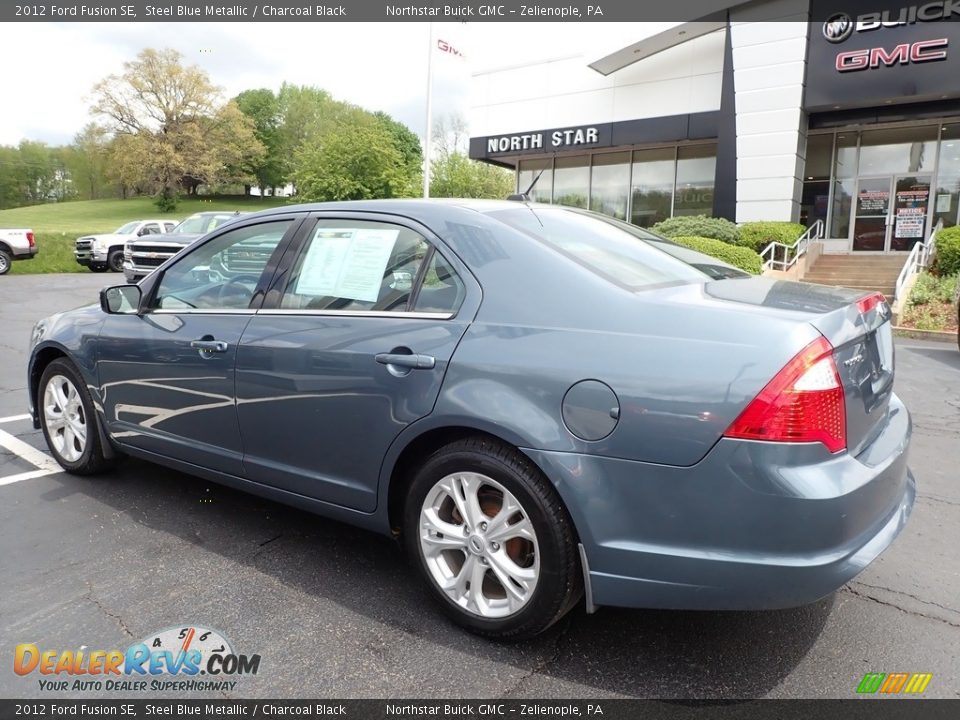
[430,151,514,199]
[293,121,414,201]
[64,123,112,200]
[374,111,423,182]
[234,88,285,194]
[91,48,263,209]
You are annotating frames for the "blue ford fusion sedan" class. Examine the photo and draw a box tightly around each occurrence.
[28,200,914,639]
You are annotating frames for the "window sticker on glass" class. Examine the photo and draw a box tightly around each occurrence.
[296,227,400,302]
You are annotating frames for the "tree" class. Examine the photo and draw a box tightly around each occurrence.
[292,121,414,202]
[64,123,111,200]
[374,111,423,183]
[429,151,514,199]
[234,88,285,194]
[91,48,263,209]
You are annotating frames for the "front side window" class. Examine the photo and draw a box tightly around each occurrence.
[151,220,293,311]
[141,223,161,235]
[116,221,139,234]
[281,221,432,312]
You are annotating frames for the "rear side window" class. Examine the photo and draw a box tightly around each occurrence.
[489,208,708,289]
[280,220,430,313]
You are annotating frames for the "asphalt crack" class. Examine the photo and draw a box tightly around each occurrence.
[497,615,573,698]
[84,581,135,639]
[917,493,960,508]
[841,585,960,629]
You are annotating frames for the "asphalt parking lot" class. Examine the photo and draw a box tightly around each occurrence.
[1,273,958,699]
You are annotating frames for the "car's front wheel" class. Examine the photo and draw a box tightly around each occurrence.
[404,437,581,639]
[39,358,115,475]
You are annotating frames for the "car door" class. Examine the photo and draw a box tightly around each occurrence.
[235,214,479,512]
[98,216,302,475]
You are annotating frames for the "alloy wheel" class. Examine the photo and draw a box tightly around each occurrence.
[419,472,540,618]
[43,374,87,462]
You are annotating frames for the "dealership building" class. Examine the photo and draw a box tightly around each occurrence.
[468,0,960,255]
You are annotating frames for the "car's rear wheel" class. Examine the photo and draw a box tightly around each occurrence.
[39,358,114,475]
[0,249,11,275]
[404,436,581,639]
[108,249,124,273]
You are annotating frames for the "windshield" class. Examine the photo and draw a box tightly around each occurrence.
[173,213,236,235]
[115,221,140,234]
[488,207,710,290]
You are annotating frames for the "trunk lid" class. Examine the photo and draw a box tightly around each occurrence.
[703,278,894,456]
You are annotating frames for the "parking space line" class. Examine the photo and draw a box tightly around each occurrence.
[0,468,57,486]
[0,414,31,424]
[0,428,60,473]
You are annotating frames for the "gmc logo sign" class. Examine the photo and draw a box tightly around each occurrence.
[836,37,949,71]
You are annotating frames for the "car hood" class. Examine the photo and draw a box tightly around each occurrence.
[130,233,201,247]
[80,233,133,243]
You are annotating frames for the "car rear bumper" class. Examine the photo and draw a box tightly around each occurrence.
[523,392,914,611]
[13,246,38,259]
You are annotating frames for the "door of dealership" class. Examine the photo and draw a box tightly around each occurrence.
[852,175,932,252]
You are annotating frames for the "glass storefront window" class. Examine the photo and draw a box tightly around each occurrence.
[517,158,552,203]
[935,123,960,229]
[858,126,937,175]
[831,133,857,236]
[630,148,674,227]
[553,156,589,209]
[674,145,716,217]
[590,152,630,221]
[800,134,833,227]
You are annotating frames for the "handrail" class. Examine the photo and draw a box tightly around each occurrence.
[760,219,824,272]
[894,220,942,301]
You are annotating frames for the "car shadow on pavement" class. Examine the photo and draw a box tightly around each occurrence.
[46,458,833,699]
[903,345,960,371]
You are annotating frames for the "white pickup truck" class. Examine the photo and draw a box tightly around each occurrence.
[75,219,178,273]
[0,228,37,275]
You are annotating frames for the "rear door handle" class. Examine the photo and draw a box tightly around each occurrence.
[191,339,229,353]
[375,353,435,370]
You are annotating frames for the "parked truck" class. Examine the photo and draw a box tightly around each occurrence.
[0,228,37,275]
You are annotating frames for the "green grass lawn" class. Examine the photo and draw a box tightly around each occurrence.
[0,196,290,274]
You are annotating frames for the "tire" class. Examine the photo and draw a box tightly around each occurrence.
[38,358,115,475]
[89,264,108,273]
[0,249,11,275]
[108,249,124,273]
[404,436,582,640]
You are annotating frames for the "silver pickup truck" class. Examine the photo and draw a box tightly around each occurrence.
[0,228,37,275]
[123,211,244,282]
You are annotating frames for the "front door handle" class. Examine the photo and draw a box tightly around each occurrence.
[375,352,435,370]
[190,339,229,353]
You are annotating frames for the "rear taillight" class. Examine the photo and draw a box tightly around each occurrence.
[856,291,886,315]
[26,232,35,248]
[724,336,846,453]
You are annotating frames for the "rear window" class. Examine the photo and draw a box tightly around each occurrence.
[488,207,709,290]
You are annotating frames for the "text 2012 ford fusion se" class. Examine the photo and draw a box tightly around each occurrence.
[27,200,914,639]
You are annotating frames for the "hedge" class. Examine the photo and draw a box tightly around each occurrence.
[650,215,740,245]
[937,225,960,277]
[738,221,807,252]
[670,235,763,275]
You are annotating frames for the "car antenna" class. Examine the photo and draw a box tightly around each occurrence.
[507,168,545,202]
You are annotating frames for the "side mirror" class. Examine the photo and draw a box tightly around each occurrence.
[100,285,142,315]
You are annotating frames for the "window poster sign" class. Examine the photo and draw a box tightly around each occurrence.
[296,228,399,302]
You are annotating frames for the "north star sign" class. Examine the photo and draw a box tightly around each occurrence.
[486,127,601,154]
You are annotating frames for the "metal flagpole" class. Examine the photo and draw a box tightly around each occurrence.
[423,22,434,198]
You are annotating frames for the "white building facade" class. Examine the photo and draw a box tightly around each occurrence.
[468,0,960,254]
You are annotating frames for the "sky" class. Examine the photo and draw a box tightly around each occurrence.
[0,22,662,147]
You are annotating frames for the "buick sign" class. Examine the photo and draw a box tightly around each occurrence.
[824,13,855,42]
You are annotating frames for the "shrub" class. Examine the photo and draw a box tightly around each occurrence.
[738,221,807,252]
[936,225,960,277]
[651,215,740,245]
[908,271,958,307]
[670,235,763,275]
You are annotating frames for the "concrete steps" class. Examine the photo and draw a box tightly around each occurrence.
[801,254,905,299]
